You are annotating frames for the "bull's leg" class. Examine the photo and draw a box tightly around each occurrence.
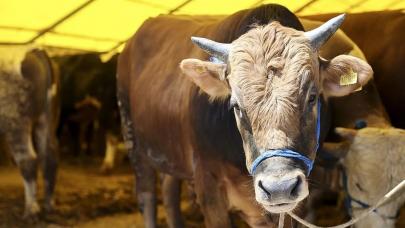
[132,151,157,228]
[162,174,184,228]
[117,88,157,227]
[78,122,89,156]
[194,164,231,228]
[100,133,118,173]
[6,123,40,218]
[34,114,58,212]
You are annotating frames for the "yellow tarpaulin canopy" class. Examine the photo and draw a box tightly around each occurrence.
[1,0,404,53]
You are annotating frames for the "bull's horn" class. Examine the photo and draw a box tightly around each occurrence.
[191,37,230,62]
[305,14,346,50]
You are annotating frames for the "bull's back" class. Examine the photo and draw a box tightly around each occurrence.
[118,16,218,176]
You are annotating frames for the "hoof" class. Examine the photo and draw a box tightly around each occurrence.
[43,199,55,213]
[23,202,40,221]
[100,163,113,175]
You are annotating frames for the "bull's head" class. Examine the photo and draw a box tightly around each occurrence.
[180,15,373,213]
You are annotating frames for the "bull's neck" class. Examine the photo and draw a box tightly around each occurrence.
[190,94,246,168]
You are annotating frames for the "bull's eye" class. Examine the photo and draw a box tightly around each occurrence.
[230,100,253,133]
[229,99,238,110]
[308,94,317,105]
[234,105,243,118]
[230,97,244,119]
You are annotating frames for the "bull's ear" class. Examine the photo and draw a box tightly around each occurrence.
[180,58,230,99]
[321,55,373,97]
[335,127,357,141]
[322,141,351,159]
[322,128,358,159]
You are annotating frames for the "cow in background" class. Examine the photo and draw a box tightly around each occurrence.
[0,46,60,218]
[322,127,405,228]
[54,54,124,172]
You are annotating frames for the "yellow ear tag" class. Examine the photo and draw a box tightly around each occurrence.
[195,66,205,74]
[340,69,358,86]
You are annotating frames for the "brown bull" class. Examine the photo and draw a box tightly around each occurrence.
[117,4,372,227]
[0,46,60,218]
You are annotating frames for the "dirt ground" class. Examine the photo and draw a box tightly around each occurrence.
[0,160,206,228]
[0,160,403,228]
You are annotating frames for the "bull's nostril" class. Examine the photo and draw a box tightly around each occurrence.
[290,176,301,197]
[258,180,271,197]
[257,175,305,202]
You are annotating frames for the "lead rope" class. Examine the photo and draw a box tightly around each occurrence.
[278,213,285,228]
[282,180,405,228]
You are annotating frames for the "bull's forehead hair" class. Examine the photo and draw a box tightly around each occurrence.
[227,22,318,136]
[228,21,316,86]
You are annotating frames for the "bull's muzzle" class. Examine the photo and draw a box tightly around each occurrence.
[253,158,309,213]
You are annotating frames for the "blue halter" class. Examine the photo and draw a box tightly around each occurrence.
[250,98,322,176]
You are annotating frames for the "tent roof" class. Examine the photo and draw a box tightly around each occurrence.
[1,0,404,53]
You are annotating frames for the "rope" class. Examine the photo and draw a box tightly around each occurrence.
[285,180,405,228]
[278,213,285,228]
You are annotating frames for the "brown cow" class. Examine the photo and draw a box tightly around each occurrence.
[0,46,60,218]
[117,4,372,227]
